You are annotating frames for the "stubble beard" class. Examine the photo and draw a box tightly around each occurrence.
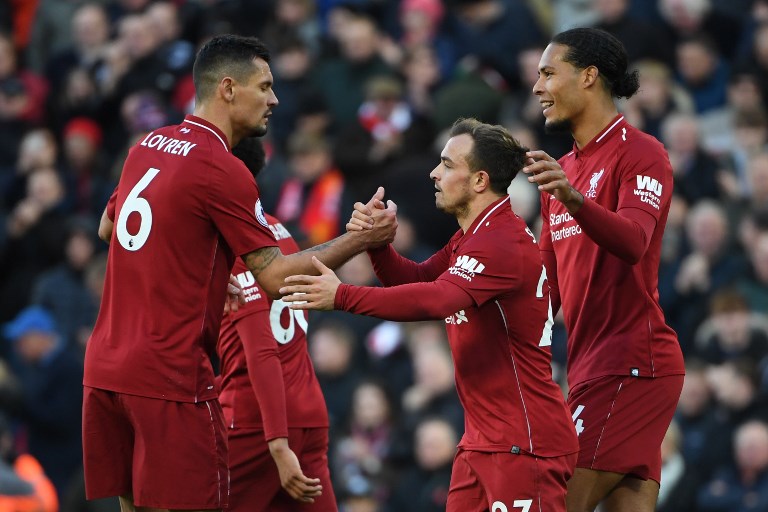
[544,117,572,134]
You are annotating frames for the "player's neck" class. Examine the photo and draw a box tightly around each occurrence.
[572,103,619,150]
[192,104,233,149]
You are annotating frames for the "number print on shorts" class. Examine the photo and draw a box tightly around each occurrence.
[116,167,160,251]
[535,266,554,347]
[572,404,586,436]
[270,299,308,344]
[492,500,533,512]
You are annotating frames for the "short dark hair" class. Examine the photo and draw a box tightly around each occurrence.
[449,118,528,195]
[232,137,266,179]
[552,28,639,99]
[193,35,271,102]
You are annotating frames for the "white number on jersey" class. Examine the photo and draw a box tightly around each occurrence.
[269,299,308,344]
[116,167,160,251]
[572,404,586,436]
[535,266,554,347]
[492,500,533,512]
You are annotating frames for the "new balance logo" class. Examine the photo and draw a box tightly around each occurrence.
[636,175,662,196]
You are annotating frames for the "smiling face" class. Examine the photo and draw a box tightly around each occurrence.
[533,43,586,134]
[430,133,475,217]
[231,58,279,139]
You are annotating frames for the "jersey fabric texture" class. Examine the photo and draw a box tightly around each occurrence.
[337,196,578,457]
[217,214,328,440]
[84,115,277,403]
[539,115,685,387]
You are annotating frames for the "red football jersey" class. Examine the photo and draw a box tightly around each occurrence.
[84,115,277,402]
[539,115,685,387]
[218,214,328,440]
[347,197,579,457]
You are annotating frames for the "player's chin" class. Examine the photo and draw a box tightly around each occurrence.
[544,116,571,134]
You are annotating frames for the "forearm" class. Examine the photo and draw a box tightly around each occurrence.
[367,244,447,285]
[573,200,656,265]
[247,232,367,298]
[335,279,473,321]
[238,318,289,440]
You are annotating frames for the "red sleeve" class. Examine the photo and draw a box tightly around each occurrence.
[367,242,452,285]
[538,195,560,314]
[335,279,474,321]
[106,188,117,221]
[572,200,657,265]
[571,136,672,265]
[235,310,288,441]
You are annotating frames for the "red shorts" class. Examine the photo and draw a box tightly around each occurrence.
[567,374,683,483]
[446,449,576,512]
[227,426,336,512]
[82,386,229,509]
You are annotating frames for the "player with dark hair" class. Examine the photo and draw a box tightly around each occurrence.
[280,118,579,512]
[83,35,395,512]
[524,27,685,512]
[218,137,337,511]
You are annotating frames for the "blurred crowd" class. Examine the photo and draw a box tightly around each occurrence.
[1,0,768,510]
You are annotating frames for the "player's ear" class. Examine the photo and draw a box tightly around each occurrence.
[582,65,599,89]
[474,170,490,192]
[219,77,235,102]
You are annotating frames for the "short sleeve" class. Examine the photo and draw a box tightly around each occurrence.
[206,158,277,257]
[616,139,673,220]
[438,231,522,307]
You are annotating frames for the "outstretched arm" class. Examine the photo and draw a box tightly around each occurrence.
[244,195,398,298]
[280,257,474,321]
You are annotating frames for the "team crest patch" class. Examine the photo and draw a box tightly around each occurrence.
[255,199,269,227]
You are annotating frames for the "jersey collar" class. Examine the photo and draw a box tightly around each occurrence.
[182,115,230,152]
[573,114,626,158]
[466,195,511,235]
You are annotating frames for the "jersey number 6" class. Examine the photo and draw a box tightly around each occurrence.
[116,167,160,251]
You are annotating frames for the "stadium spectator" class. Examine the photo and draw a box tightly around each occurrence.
[0,32,48,170]
[697,419,768,511]
[622,60,694,142]
[335,74,434,201]
[386,417,457,512]
[275,132,346,248]
[32,216,100,348]
[525,27,685,512]
[82,35,396,511]
[656,420,700,512]
[310,320,368,433]
[660,200,745,351]
[0,411,57,512]
[333,381,396,504]
[2,305,83,500]
[44,3,111,92]
[282,118,579,511]
[674,34,729,114]
[659,112,722,204]
[694,289,768,365]
[311,13,396,129]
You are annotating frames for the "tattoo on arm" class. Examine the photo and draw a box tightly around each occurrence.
[245,246,280,277]
[302,238,337,255]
